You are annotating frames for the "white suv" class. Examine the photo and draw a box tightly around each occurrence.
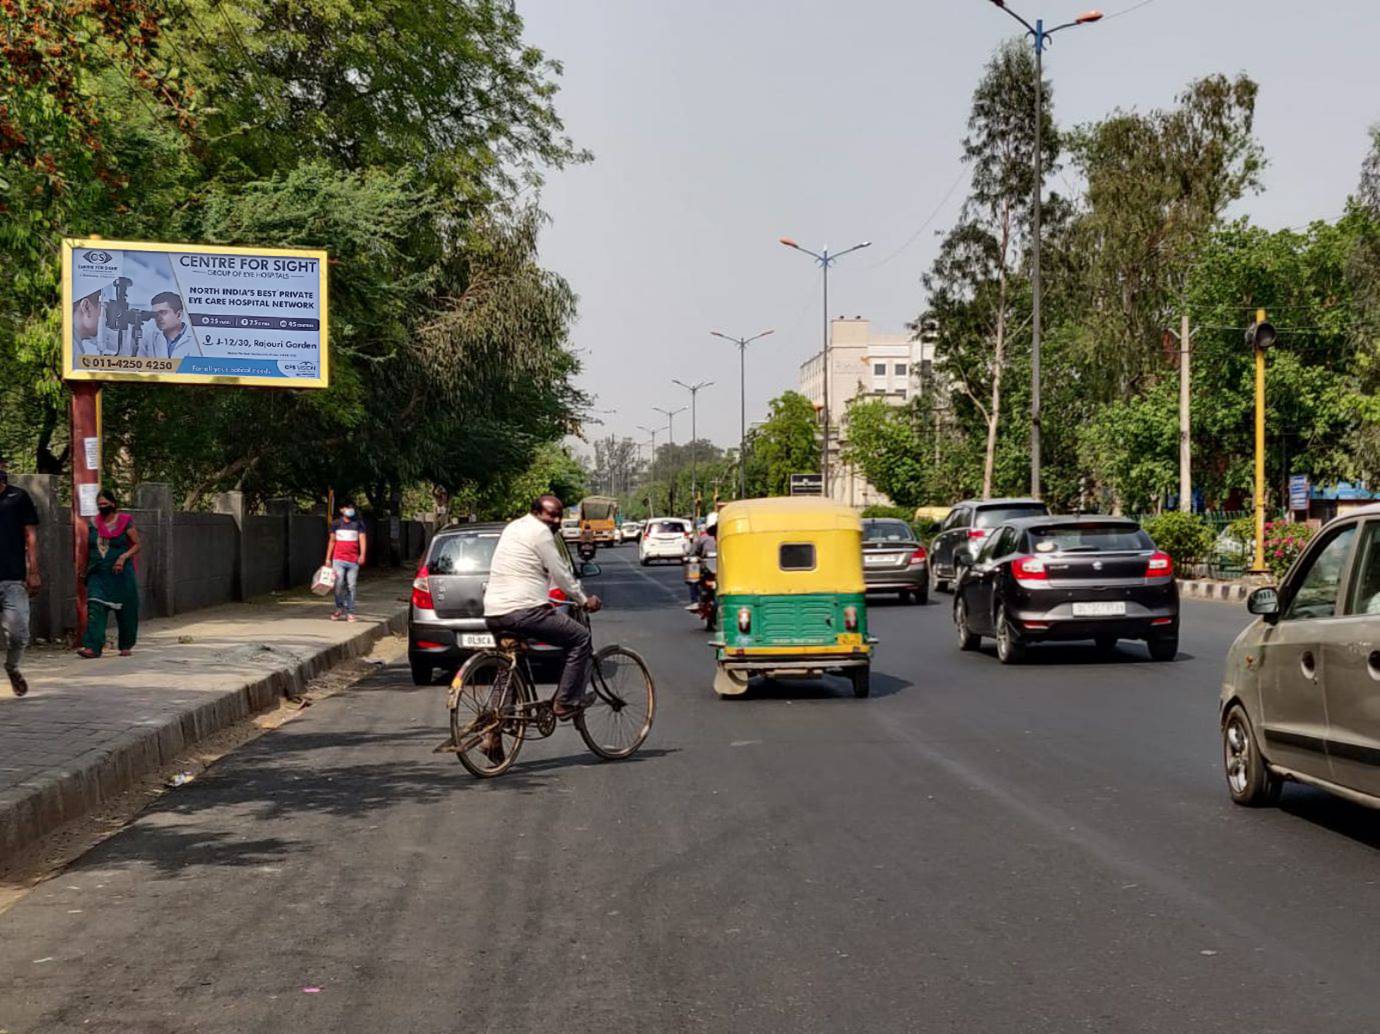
[639,518,692,566]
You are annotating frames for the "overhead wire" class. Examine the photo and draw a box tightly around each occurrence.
[864,165,971,271]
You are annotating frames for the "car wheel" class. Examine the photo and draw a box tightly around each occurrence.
[899,590,913,604]
[409,655,433,686]
[916,587,929,606]
[995,604,1025,664]
[1223,704,1282,806]
[955,598,980,651]
[640,556,650,567]
[1147,636,1178,662]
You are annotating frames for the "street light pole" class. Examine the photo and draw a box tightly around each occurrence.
[779,239,870,499]
[984,2,1102,499]
[637,424,660,516]
[711,329,774,499]
[653,406,686,515]
[672,379,714,518]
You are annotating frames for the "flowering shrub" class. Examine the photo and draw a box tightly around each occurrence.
[1262,521,1314,580]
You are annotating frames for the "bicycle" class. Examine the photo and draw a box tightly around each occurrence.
[445,609,655,778]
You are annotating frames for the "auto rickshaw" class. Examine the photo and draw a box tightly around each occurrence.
[710,497,874,698]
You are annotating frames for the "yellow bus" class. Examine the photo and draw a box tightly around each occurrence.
[579,496,620,545]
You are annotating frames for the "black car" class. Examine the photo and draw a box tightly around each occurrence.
[861,518,929,604]
[407,522,586,685]
[929,498,1049,592]
[951,515,1178,663]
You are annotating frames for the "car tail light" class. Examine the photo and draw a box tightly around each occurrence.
[1152,617,1174,626]
[1012,555,1048,587]
[1146,551,1173,577]
[410,564,435,610]
[967,528,989,542]
[415,639,445,650]
[908,546,927,564]
[737,607,752,633]
[843,605,858,631]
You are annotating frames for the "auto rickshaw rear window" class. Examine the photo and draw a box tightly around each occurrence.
[779,543,816,570]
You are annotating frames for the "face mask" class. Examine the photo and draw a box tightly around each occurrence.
[343,508,356,518]
[98,503,116,514]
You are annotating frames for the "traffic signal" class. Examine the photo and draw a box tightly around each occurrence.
[1245,320,1277,350]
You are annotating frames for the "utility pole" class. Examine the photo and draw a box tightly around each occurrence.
[711,329,773,499]
[779,238,871,498]
[672,379,713,519]
[1179,312,1192,514]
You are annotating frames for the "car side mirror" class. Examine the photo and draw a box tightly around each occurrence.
[1247,586,1279,623]
[955,552,972,569]
[580,562,602,578]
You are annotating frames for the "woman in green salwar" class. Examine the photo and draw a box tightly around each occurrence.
[77,488,142,658]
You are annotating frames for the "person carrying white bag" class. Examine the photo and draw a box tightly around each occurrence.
[323,501,368,622]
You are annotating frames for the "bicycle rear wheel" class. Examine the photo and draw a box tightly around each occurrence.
[451,651,527,778]
[577,645,655,760]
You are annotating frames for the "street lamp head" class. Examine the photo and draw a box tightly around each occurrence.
[779,237,799,249]
[1075,9,1102,22]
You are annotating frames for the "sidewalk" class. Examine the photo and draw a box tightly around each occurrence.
[0,572,412,863]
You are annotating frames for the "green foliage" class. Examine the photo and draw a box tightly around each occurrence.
[1262,520,1315,580]
[1,0,588,517]
[1142,511,1215,569]
[860,504,913,520]
[745,392,820,498]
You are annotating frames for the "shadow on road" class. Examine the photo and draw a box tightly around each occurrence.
[970,643,1197,665]
[729,671,910,701]
[1279,785,1380,850]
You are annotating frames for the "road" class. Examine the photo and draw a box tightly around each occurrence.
[4,546,1380,1032]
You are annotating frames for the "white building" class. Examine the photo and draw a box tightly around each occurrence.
[798,317,937,508]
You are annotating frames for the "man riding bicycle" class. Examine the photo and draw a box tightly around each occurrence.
[482,495,603,758]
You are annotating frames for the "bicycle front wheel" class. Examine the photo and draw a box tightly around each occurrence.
[577,645,655,760]
[451,651,527,778]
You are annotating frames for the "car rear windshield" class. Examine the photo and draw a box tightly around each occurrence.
[1025,524,1152,553]
[863,520,915,543]
[428,533,500,574]
[649,521,687,535]
[975,504,1048,528]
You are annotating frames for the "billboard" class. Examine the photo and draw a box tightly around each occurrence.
[789,472,823,496]
[62,238,329,388]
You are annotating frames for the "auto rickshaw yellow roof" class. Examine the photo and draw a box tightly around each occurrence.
[717,497,862,535]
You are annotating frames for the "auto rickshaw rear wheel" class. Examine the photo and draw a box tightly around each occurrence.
[850,666,870,698]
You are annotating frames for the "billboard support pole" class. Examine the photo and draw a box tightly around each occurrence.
[70,382,101,644]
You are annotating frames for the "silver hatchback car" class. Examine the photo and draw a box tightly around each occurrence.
[1220,505,1380,808]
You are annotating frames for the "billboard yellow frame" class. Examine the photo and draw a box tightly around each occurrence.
[61,237,330,389]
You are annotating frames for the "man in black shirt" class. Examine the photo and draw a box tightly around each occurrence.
[0,454,41,697]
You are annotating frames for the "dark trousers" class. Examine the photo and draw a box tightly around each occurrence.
[486,604,592,706]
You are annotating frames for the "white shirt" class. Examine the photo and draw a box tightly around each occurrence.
[483,513,587,617]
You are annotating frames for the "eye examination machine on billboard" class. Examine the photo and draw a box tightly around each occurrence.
[62,238,329,388]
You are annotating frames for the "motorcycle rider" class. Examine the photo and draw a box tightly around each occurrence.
[684,512,718,612]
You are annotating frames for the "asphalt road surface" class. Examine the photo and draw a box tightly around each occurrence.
[5,547,1380,1032]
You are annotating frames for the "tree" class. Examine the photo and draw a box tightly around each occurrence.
[1068,74,1263,401]
[744,391,819,497]
[921,39,1057,498]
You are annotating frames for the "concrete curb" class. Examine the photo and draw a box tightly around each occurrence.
[0,603,407,864]
[1177,578,1251,604]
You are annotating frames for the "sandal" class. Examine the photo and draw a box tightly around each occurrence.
[76,648,100,659]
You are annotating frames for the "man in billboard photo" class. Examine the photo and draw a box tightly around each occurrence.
[144,291,196,360]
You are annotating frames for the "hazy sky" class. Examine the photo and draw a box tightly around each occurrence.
[517,0,1380,456]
